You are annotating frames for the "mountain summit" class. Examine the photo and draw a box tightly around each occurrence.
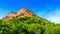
[3,8,34,20]
[0,8,60,34]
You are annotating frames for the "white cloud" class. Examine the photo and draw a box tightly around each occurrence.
[0,8,9,19]
[37,8,60,23]
[46,9,60,23]
[36,11,47,18]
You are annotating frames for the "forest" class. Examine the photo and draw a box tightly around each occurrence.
[0,16,60,34]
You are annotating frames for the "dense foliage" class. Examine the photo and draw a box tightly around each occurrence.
[0,16,60,34]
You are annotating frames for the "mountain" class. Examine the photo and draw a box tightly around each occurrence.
[0,8,60,34]
[2,8,34,20]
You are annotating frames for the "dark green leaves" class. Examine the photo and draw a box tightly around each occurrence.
[0,16,60,34]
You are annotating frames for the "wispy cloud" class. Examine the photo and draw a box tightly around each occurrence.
[0,8,9,19]
[37,8,60,23]
[46,9,60,23]
[36,10,47,18]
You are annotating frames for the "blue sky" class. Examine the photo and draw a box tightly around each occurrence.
[0,0,60,23]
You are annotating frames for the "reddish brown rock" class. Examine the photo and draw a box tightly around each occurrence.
[2,8,34,20]
[3,12,16,20]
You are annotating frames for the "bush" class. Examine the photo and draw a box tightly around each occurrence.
[0,16,60,34]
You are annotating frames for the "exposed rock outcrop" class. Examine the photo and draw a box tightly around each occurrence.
[3,8,34,20]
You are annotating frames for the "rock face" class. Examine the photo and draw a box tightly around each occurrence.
[3,8,34,20]
[3,12,16,20]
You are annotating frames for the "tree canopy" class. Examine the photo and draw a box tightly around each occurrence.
[0,16,60,34]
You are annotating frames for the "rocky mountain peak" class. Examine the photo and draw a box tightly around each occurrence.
[2,8,34,20]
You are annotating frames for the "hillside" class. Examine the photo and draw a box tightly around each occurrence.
[0,8,60,34]
[0,16,60,34]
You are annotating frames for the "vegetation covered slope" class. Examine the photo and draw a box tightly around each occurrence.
[0,16,60,34]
